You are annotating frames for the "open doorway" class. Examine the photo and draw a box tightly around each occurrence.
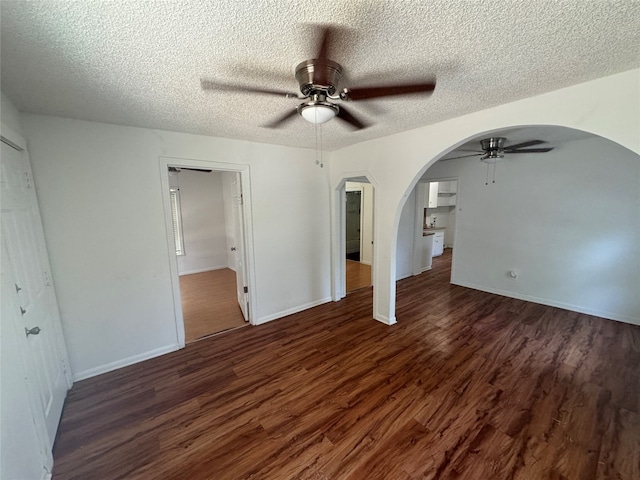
[162,160,254,346]
[345,181,373,293]
[421,178,458,273]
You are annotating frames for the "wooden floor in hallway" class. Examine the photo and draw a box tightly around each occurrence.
[52,252,640,479]
[179,268,247,342]
[346,259,371,293]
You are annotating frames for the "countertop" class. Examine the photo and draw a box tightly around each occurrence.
[423,227,445,236]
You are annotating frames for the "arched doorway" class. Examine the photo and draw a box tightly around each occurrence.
[393,125,640,325]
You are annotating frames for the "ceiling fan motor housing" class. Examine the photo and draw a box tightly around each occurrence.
[480,137,506,161]
[295,59,343,96]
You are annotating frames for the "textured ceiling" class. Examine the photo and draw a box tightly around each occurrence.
[1,0,639,151]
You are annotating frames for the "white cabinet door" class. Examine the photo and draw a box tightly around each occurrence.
[432,232,444,257]
[1,140,71,450]
[426,182,438,208]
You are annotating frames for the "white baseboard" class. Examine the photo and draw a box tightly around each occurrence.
[255,296,333,325]
[374,314,397,325]
[178,265,228,276]
[72,344,180,381]
[451,280,640,326]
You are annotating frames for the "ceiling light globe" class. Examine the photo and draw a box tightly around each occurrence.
[300,105,337,124]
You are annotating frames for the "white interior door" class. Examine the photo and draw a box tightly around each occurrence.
[1,240,53,478]
[0,139,71,447]
[232,174,249,321]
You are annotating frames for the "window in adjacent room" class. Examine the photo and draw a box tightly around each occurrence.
[169,187,185,256]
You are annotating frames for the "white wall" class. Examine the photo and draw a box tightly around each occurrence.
[330,68,640,325]
[396,188,416,280]
[175,170,228,275]
[425,135,640,322]
[23,115,332,379]
[1,91,24,136]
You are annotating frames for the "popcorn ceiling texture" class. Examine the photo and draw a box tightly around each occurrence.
[1,0,639,150]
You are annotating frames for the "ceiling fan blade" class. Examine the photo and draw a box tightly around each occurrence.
[504,140,545,150]
[335,105,368,130]
[201,79,298,98]
[263,109,299,129]
[439,153,483,161]
[315,25,335,60]
[505,147,554,153]
[342,82,436,101]
[168,167,212,173]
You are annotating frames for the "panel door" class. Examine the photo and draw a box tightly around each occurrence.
[232,174,249,321]
[0,140,71,447]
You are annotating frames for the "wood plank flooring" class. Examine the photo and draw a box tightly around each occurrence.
[346,259,371,293]
[52,253,640,479]
[179,269,246,342]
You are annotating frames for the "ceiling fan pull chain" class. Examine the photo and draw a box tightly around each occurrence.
[314,117,319,166]
[492,163,496,184]
[319,123,324,168]
[485,163,489,186]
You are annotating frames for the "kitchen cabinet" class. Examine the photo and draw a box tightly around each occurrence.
[438,181,457,194]
[432,230,444,257]
[425,181,457,208]
[436,181,457,206]
[426,182,438,208]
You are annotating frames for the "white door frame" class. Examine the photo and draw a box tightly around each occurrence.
[331,172,378,301]
[159,156,257,347]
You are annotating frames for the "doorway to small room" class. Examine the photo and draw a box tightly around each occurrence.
[165,165,251,343]
[345,181,373,293]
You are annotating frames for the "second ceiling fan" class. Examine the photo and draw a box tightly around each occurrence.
[201,25,436,130]
[442,137,555,163]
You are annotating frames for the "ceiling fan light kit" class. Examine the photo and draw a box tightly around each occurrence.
[298,97,339,124]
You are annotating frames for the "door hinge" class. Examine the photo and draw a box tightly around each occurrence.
[239,193,244,205]
[43,271,52,286]
[24,171,32,189]
[243,286,248,293]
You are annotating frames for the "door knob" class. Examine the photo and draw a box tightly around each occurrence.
[230,247,236,251]
[25,326,41,337]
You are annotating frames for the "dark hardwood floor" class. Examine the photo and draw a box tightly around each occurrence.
[52,251,640,479]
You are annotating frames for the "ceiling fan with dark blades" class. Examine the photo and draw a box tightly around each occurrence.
[441,137,554,163]
[200,25,436,130]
